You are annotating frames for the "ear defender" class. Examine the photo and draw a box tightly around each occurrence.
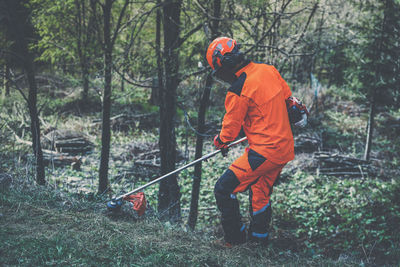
[215,44,243,70]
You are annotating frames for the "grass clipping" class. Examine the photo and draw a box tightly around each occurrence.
[0,180,359,267]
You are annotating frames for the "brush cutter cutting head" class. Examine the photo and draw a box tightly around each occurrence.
[106,192,147,216]
[106,198,123,211]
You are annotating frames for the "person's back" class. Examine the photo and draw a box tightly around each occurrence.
[225,62,295,164]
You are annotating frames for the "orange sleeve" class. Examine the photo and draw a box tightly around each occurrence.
[272,66,292,99]
[219,92,249,143]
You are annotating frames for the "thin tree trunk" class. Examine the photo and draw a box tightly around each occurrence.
[187,0,221,230]
[158,0,182,222]
[3,0,45,185]
[364,0,389,161]
[75,0,96,101]
[187,73,213,229]
[96,0,129,194]
[120,70,125,92]
[364,89,376,161]
[363,96,375,161]
[4,63,10,96]
[75,0,88,101]
[26,62,46,185]
[82,64,89,100]
[150,4,162,106]
[98,0,113,194]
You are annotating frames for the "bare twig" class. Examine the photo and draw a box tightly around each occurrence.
[244,0,293,55]
[177,22,203,47]
[9,69,28,102]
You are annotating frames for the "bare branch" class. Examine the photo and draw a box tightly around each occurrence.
[113,63,155,88]
[9,69,28,103]
[244,0,293,55]
[179,67,209,82]
[111,0,130,46]
[177,22,203,48]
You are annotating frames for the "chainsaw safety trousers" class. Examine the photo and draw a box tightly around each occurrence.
[214,148,285,244]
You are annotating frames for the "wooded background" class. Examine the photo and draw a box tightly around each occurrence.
[1,0,399,264]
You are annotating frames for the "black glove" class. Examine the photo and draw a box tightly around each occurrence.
[214,134,229,157]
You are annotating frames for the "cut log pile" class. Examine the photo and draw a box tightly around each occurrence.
[40,129,93,170]
[314,151,371,178]
[42,149,82,170]
[42,129,94,154]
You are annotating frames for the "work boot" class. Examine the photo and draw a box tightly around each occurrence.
[214,224,247,249]
[223,224,247,247]
[248,231,269,247]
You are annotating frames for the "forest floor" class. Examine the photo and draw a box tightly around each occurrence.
[1,180,365,267]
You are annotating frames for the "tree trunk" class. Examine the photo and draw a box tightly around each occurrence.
[187,0,221,230]
[364,0,389,161]
[98,0,113,194]
[26,62,46,185]
[158,0,182,222]
[187,73,213,229]
[150,1,162,106]
[364,88,376,161]
[82,64,89,100]
[4,63,10,96]
[120,70,125,92]
[3,0,45,184]
[75,0,89,101]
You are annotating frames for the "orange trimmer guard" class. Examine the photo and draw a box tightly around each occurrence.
[123,192,147,216]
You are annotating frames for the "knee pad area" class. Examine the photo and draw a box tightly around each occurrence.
[214,169,240,198]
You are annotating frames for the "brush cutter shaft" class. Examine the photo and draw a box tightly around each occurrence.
[115,137,247,201]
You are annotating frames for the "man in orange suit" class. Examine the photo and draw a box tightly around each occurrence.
[206,37,309,247]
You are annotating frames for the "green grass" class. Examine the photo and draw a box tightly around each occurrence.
[1,180,367,267]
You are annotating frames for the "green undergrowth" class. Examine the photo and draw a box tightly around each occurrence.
[273,172,400,263]
[0,179,366,267]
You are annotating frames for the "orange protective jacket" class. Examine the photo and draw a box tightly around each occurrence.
[219,62,294,164]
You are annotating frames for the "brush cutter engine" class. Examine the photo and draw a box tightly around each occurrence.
[124,192,147,216]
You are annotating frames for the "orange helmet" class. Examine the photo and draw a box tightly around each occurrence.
[206,37,241,71]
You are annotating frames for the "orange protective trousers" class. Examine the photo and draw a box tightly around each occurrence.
[230,148,285,213]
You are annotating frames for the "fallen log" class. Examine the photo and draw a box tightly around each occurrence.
[43,151,82,170]
[42,129,94,154]
[11,130,83,170]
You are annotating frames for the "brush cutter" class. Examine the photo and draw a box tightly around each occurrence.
[106,136,248,214]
